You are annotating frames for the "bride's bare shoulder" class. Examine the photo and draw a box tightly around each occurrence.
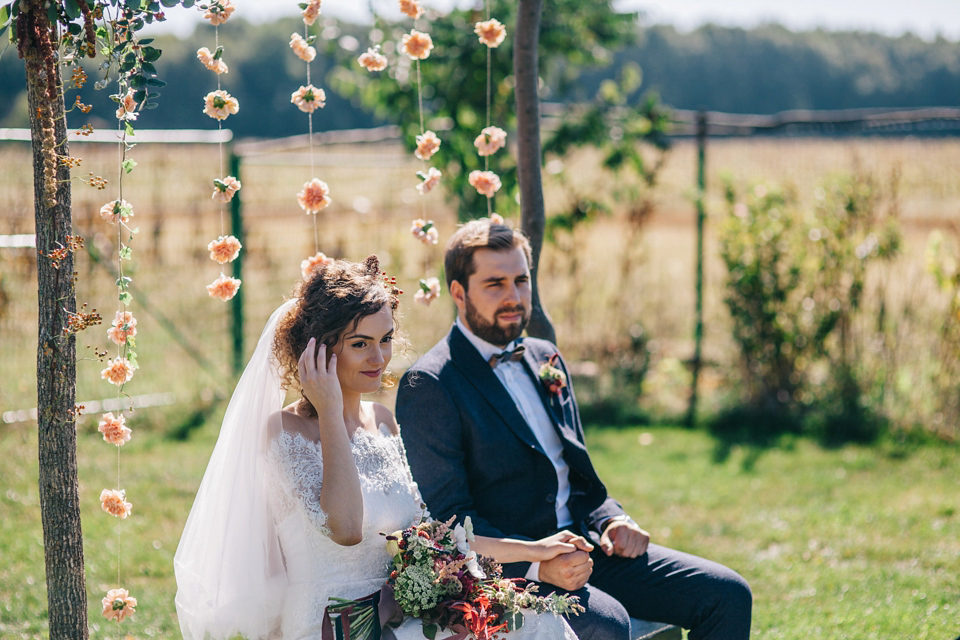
[268,405,318,443]
[370,402,400,436]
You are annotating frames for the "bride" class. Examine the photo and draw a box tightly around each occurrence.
[174,256,586,640]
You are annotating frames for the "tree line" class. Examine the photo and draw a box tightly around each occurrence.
[1,17,959,138]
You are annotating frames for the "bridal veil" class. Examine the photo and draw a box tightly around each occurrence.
[174,299,297,640]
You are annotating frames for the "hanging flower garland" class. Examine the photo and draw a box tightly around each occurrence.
[389,1,445,305]
[199,0,243,301]
[92,3,152,621]
[293,0,332,277]
[470,7,507,211]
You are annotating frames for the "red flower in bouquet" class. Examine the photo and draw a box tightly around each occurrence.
[382,517,582,640]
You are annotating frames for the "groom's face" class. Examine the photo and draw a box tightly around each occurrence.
[454,247,531,347]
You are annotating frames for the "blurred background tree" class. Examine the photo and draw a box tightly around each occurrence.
[326,0,639,220]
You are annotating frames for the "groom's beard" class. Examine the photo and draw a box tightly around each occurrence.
[465,297,528,347]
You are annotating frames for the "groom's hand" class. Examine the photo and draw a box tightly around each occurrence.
[599,518,650,558]
[537,547,593,591]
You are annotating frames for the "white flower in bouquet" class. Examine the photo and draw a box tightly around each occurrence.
[465,550,486,579]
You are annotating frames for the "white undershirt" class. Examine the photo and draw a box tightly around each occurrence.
[456,319,573,581]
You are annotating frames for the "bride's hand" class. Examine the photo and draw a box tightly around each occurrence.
[526,530,594,562]
[298,338,343,416]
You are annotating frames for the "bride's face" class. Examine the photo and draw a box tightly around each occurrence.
[331,304,394,396]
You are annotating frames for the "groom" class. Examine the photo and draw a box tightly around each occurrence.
[396,220,751,640]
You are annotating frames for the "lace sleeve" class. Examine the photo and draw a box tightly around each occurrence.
[394,428,431,521]
[268,430,331,536]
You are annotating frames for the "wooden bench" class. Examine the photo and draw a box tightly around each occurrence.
[630,618,682,640]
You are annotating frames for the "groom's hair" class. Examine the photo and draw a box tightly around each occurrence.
[444,219,532,291]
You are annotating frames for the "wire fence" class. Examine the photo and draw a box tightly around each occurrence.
[2,107,960,427]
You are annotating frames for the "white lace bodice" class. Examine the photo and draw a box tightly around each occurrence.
[267,425,425,640]
[265,423,576,640]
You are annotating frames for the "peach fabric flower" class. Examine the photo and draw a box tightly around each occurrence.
[99,199,133,224]
[197,47,228,74]
[290,32,317,63]
[469,170,502,198]
[475,19,506,48]
[414,277,441,306]
[100,489,133,519]
[212,176,242,203]
[398,0,424,19]
[115,90,138,121]
[291,85,326,113]
[415,130,441,161]
[298,178,332,214]
[102,588,137,622]
[402,30,433,60]
[302,0,322,25]
[474,126,507,157]
[301,251,333,278]
[204,0,235,26]
[101,357,134,386]
[490,213,505,225]
[98,412,132,446]
[107,311,137,345]
[206,274,242,301]
[207,235,242,264]
[203,90,239,120]
[416,167,442,195]
[358,47,388,72]
[410,218,439,245]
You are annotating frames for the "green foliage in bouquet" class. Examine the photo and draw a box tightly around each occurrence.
[385,517,582,640]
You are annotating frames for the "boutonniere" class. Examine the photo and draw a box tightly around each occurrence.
[538,353,567,396]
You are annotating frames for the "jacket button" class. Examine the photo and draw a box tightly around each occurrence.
[545,493,555,503]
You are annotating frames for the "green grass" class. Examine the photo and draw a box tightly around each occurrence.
[1,423,958,639]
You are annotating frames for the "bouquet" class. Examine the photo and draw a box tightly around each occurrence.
[384,517,583,640]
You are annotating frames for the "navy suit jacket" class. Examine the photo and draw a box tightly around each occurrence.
[396,326,626,578]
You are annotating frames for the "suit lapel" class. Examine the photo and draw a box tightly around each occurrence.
[448,327,546,455]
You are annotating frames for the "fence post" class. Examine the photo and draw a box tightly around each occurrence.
[686,110,708,427]
[230,149,244,377]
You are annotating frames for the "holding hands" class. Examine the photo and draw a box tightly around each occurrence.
[535,520,649,590]
[298,338,343,416]
[537,531,595,591]
[528,530,594,562]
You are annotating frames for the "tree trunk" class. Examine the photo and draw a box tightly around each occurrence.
[22,1,89,636]
[514,0,555,343]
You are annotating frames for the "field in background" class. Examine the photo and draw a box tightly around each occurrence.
[1,136,959,426]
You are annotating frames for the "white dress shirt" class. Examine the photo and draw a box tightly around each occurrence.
[456,318,573,581]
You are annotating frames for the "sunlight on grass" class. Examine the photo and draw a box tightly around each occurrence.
[1,423,957,639]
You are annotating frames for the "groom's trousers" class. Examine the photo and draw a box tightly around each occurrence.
[540,542,752,640]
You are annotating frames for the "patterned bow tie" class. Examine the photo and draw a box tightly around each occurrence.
[489,344,525,368]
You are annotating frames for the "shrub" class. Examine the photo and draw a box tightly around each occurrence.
[716,171,900,442]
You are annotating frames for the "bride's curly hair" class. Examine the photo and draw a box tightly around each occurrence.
[273,255,404,417]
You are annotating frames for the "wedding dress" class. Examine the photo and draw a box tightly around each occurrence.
[266,423,578,640]
[174,299,576,640]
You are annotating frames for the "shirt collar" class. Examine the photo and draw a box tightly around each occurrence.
[455,317,520,363]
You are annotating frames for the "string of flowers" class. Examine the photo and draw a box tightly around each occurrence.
[293,0,333,279]
[469,3,507,213]
[93,2,146,623]
[199,0,243,302]
[389,1,445,306]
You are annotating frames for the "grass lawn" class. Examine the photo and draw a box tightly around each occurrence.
[1,423,957,639]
